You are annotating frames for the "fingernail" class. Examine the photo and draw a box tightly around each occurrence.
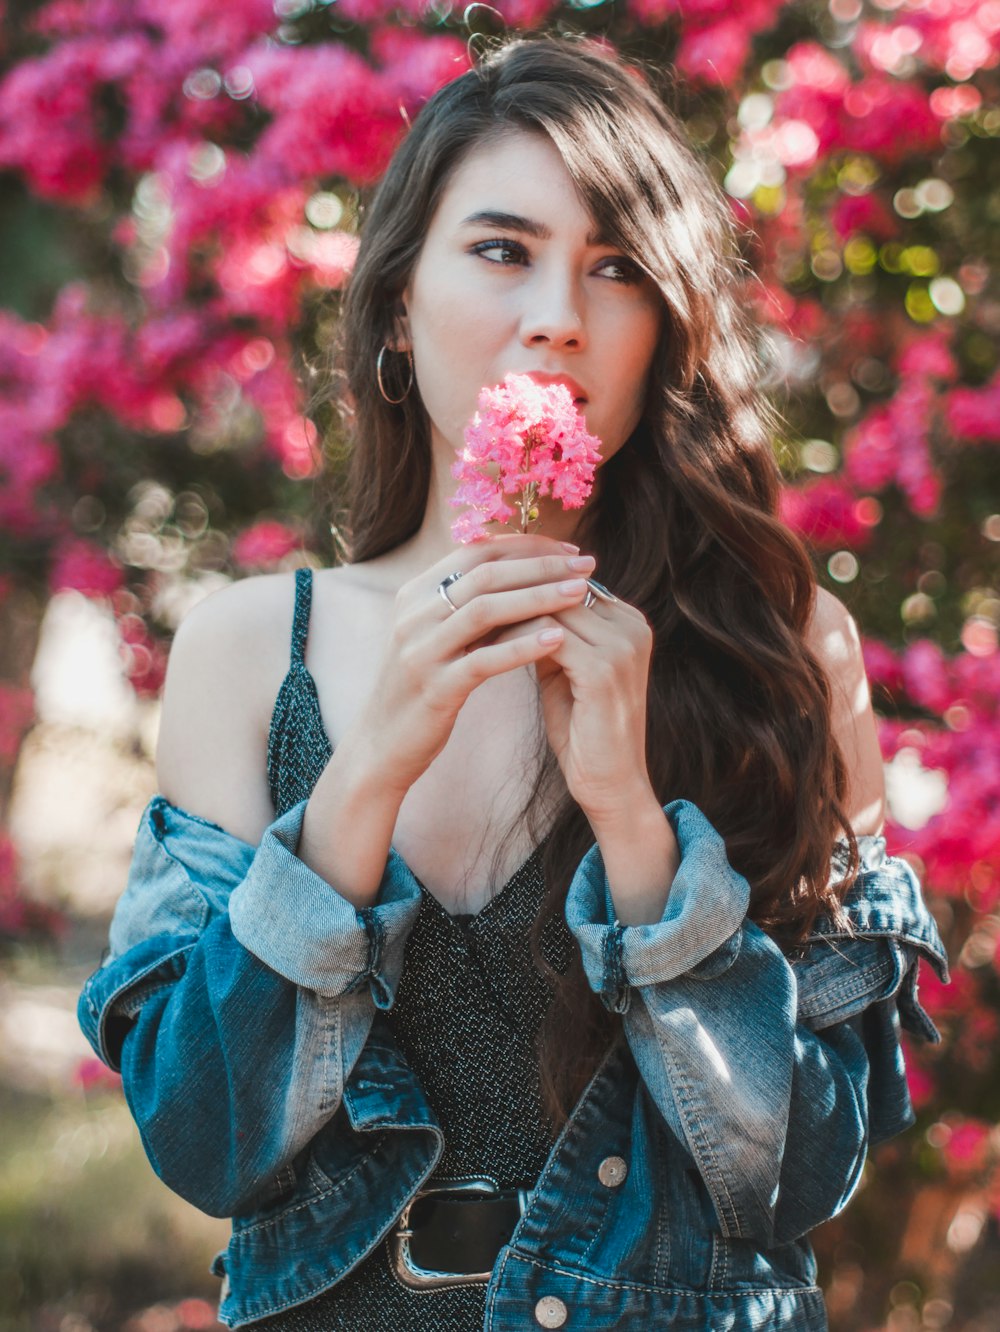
[539,628,563,643]
[561,542,580,552]
[567,555,595,571]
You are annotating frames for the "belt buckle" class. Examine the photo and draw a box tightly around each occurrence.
[390,1177,529,1290]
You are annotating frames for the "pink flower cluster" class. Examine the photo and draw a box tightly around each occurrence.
[728,40,942,189]
[625,0,785,85]
[49,538,124,599]
[872,643,1000,905]
[0,0,274,203]
[116,607,169,698]
[0,683,34,766]
[73,1055,123,1093]
[854,0,1000,84]
[231,520,303,570]
[946,369,1000,443]
[450,375,603,544]
[0,2,467,406]
[830,193,898,244]
[778,476,876,552]
[843,333,956,518]
[0,831,63,942]
[765,12,997,172]
[862,632,1000,1165]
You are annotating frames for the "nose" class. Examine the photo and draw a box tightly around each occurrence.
[519,265,586,351]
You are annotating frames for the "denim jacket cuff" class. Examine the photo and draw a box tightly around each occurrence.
[564,799,751,1013]
[228,799,422,1007]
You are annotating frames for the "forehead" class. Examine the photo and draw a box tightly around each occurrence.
[428,129,595,236]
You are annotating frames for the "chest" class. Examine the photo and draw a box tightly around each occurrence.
[304,586,549,914]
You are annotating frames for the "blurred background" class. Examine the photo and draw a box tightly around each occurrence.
[0,0,997,1328]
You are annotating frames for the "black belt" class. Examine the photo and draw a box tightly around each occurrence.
[391,1179,530,1289]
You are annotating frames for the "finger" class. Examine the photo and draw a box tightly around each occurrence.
[445,624,566,690]
[436,578,593,656]
[558,590,652,637]
[490,607,649,674]
[488,612,594,659]
[424,533,582,588]
[442,551,597,612]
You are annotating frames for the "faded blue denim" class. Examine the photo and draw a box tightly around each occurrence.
[78,796,947,1329]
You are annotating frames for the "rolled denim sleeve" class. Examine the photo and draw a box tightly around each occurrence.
[564,799,948,1246]
[77,796,421,1217]
[227,800,419,1003]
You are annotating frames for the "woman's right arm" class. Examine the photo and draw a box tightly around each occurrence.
[79,575,426,1217]
[80,539,594,1215]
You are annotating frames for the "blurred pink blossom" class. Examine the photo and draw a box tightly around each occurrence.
[830,193,898,242]
[74,1055,123,1093]
[897,331,957,382]
[946,371,1000,443]
[0,684,34,765]
[675,18,754,86]
[116,611,168,697]
[843,352,945,517]
[232,521,302,569]
[862,638,905,696]
[841,78,940,162]
[903,1045,936,1110]
[0,832,64,939]
[779,477,873,551]
[49,538,124,598]
[901,639,953,714]
[940,1119,992,1173]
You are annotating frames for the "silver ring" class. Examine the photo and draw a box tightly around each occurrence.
[584,577,617,609]
[437,570,464,613]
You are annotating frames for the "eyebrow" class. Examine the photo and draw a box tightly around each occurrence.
[458,210,611,248]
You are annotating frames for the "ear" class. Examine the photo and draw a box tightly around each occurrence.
[386,294,411,353]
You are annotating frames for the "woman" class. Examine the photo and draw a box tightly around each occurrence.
[79,34,946,1332]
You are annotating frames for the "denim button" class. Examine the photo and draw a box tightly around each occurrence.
[598,1155,627,1187]
[534,1295,568,1327]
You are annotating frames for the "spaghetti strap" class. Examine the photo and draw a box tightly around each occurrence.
[290,566,313,667]
[266,566,331,816]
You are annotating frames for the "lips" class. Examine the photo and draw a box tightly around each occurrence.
[519,370,588,404]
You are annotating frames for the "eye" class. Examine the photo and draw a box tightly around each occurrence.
[469,237,645,286]
[596,256,645,286]
[470,238,529,266]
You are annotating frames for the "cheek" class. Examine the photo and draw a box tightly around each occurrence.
[411,314,497,444]
[610,313,661,404]
[412,287,506,395]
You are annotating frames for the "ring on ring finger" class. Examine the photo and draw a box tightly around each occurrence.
[437,571,464,613]
[583,577,617,610]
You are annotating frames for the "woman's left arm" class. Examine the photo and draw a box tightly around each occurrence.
[529,581,888,917]
[567,814,946,1245]
[562,589,948,1246]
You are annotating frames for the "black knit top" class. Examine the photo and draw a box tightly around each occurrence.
[255,568,573,1331]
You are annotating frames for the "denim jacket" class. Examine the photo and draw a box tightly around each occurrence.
[78,795,947,1330]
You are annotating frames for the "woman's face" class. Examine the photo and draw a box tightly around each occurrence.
[398,129,665,475]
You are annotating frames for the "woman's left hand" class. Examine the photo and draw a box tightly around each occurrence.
[490,580,657,827]
[537,588,657,825]
[482,573,682,921]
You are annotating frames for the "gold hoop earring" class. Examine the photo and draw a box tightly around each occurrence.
[376,345,414,404]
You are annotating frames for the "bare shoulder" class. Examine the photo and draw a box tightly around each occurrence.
[804,586,886,835]
[804,585,863,678]
[155,572,299,844]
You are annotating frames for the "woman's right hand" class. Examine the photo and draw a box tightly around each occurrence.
[346,534,596,797]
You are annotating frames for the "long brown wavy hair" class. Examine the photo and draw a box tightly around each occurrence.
[322,33,860,1126]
